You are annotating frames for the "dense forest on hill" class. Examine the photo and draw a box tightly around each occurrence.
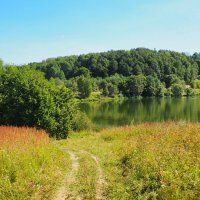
[2,48,200,137]
[26,48,200,98]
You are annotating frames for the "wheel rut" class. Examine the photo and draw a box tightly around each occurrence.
[80,150,106,200]
[54,148,106,200]
[54,151,79,200]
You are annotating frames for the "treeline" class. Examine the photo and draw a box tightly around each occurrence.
[0,64,91,139]
[25,48,200,98]
[1,48,200,137]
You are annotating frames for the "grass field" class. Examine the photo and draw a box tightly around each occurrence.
[59,122,200,200]
[0,123,200,199]
[0,126,70,200]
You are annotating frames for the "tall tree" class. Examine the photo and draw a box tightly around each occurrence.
[77,75,92,98]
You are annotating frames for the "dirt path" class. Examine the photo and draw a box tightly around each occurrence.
[91,154,105,200]
[54,151,79,200]
[80,150,106,200]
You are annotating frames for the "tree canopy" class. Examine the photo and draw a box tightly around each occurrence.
[2,48,200,98]
[0,67,77,138]
[29,48,198,86]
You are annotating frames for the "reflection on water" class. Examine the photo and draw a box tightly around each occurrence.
[80,97,200,127]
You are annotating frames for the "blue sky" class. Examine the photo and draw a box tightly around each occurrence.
[0,0,199,64]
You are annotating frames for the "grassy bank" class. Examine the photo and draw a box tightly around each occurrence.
[59,122,200,199]
[1,123,199,199]
[0,127,70,200]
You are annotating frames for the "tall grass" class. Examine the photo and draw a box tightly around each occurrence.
[0,126,69,200]
[66,122,200,199]
[0,126,49,145]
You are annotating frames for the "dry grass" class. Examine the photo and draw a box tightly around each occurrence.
[0,126,49,146]
[62,122,200,199]
[0,126,70,200]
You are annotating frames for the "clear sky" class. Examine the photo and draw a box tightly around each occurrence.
[0,0,199,64]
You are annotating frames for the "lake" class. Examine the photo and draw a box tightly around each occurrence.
[80,97,200,127]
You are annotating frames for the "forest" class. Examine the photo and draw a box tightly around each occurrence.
[26,48,200,98]
[1,48,200,138]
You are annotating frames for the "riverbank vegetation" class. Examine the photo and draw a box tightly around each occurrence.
[1,48,200,135]
[0,66,86,138]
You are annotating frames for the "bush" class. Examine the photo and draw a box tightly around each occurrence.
[171,84,184,96]
[72,112,93,131]
[0,67,77,139]
[185,87,194,96]
[122,75,146,97]
[192,79,200,88]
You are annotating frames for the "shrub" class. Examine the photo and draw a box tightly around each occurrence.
[192,79,200,88]
[72,111,93,132]
[185,87,194,96]
[171,84,184,96]
[0,67,77,139]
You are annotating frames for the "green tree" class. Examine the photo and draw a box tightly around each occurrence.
[185,87,194,96]
[77,75,92,98]
[192,79,200,89]
[143,76,158,96]
[0,59,3,68]
[0,67,77,139]
[171,84,184,97]
[107,83,118,97]
[143,76,166,97]
[122,75,146,96]
[164,74,182,88]
[76,67,91,77]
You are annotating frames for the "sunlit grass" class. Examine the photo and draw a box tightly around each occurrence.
[0,126,69,200]
[1,123,199,199]
[64,122,200,199]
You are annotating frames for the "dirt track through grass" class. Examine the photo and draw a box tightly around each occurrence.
[54,147,106,200]
[80,150,106,200]
[54,151,79,200]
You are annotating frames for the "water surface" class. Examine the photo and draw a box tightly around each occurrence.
[80,97,200,127]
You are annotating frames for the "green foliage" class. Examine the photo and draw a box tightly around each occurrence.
[77,75,92,98]
[24,49,199,98]
[107,83,119,97]
[76,67,91,77]
[101,80,119,97]
[157,83,166,97]
[72,111,93,131]
[0,59,3,68]
[0,67,77,138]
[185,87,194,96]
[29,49,199,87]
[192,79,200,88]
[171,84,184,97]
[143,75,164,97]
[64,123,200,199]
[122,75,146,96]
[2,48,200,98]
[164,74,182,88]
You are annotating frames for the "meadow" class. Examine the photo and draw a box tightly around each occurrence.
[0,122,200,200]
[60,122,200,200]
[0,126,70,200]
